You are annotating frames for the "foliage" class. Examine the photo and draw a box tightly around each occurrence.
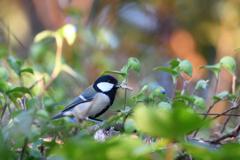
[0,24,240,160]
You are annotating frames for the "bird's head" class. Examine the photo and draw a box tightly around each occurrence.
[93,75,120,93]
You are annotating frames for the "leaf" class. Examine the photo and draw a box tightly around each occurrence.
[134,106,209,139]
[8,93,20,109]
[10,110,23,118]
[168,59,180,69]
[34,30,56,42]
[199,63,221,79]
[179,60,193,77]
[20,67,34,75]
[153,67,179,78]
[131,93,148,102]
[99,70,127,77]
[120,64,129,75]
[149,86,166,101]
[26,98,37,110]
[172,101,190,109]
[7,56,24,75]
[211,91,229,104]
[59,24,77,45]
[0,67,9,80]
[140,85,148,93]
[0,78,9,93]
[158,102,172,113]
[124,120,136,133]
[220,56,236,74]
[195,79,209,91]
[174,95,195,105]
[194,97,206,111]
[6,87,32,96]
[127,57,140,75]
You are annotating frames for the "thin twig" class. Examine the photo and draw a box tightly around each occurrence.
[192,100,220,138]
[180,73,185,96]
[28,76,44,89]
[123,79,128,111]
[212,91,240,119]
[1,102,7,121]
[196,113,240,116]
[18,97,26,110]
[213,78,219,96]
[209,122,240,144]
[20,138,28,160]
[45,35,63,89]
[220,73,236,133]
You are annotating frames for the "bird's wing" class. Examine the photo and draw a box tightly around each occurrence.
[62,86,98,112]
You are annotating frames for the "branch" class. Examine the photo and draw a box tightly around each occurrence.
[220,73,237,133]
[28,76,44,89]
[1,102,7,120]
[196,113,240,116]
[209,122,240,144]
[212,91,240,119]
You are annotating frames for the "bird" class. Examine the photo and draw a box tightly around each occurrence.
[50,75,121,124]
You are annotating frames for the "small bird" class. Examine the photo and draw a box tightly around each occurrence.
[50,75,120,123]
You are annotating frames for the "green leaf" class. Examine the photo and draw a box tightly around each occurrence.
[179,60,193,77]
[7,56,24,75]
[0,78,9,93]
[0,67,9,80]
[59,24,77,45]
[8,93,20,109]
[220,56,236,74]
[99,70,127,77]
[174,95,195,105]
[131,93,148,102]
[158,102,172,113]
[34,30,56,42]
[134,106,208,139]
[26,98,37,110]
[199,63,221,79]
[195,79,209,91]
[124,120,136,133]
[127,57,140,75]
[10,110,23,118]
[153,67,179,78]
[120,64,130,75]
[20,68,34,75]
[172,101,190,109]
[149,86,166,101]
[194,96,206,111]
[211,91,229,104]
[168,59,180,69]
[140,85,148,93]
[6,87,32,96]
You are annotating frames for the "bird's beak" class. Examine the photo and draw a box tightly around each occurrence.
[115,82,122,88]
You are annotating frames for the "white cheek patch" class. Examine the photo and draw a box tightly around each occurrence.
[97,82,114,92]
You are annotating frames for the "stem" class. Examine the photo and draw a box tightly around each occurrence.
[213,78,219,96]
[210,122,240,144]
[192,73,221,138]
[45,35,63,89]
[20,138,28,160]
[197,113,240,116]
[171,83,176,99]
[180,73,185,96]
[123,77,128,111]
[219,73,236,133]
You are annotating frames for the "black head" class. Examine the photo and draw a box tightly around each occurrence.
[93,75,119,105]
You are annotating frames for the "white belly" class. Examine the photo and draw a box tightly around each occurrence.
[69,93,110,120]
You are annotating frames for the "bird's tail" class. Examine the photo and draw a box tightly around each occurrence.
[50,113,63,120]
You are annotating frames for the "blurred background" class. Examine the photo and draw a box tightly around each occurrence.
[0,0,240,121]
